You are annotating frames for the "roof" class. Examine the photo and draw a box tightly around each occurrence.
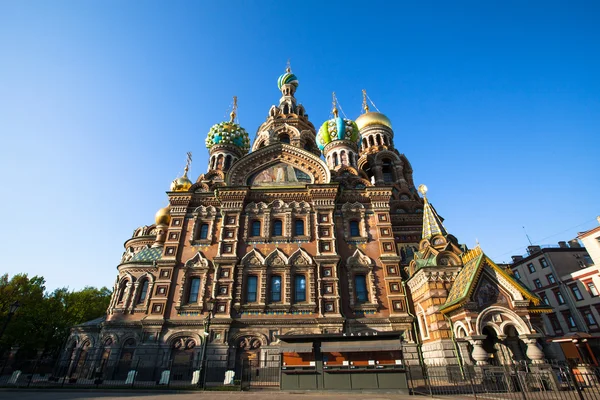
[440,247,545,314]
[130,247,162,262]
[414,255,437,270]
[74,316,106,327]
[422,198,447,239]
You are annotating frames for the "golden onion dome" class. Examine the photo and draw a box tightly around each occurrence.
[355,111,392,131]
[155,205,171,226]
[170,175,192,192]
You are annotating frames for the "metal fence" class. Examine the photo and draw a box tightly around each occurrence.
[0,356,245,390]
[407,363,600,400]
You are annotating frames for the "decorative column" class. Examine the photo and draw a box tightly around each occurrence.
[520,335,545,364]
[468,335,489,365]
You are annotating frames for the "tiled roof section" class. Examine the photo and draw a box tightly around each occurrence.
[422,199,447,239]
[440,247,543,313]
[415,255,437,270]
[131,247,162,262]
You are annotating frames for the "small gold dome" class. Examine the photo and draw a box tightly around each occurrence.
[155,205,171,226]
[170,175,192,192]
[355,111,392,131]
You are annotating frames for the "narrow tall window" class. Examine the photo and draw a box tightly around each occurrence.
[333,153,339,166]
[251,220,261,237]
[188,277,200,303]
[514,270,521,280]
[541,292,550,305]
[382,159,394,183]
[271,276,282,302]
[200,224,209,239]
[295,219,304,236]
[273,220,283,236]
[527,263,536,273]
[247,276,258,302]
[137,280,149,303]
[118,281,128,303]
[587,281,599,297]
[546,273,556,284]
[555,290,565,305]
[533,279,542,289]
[584,309,597,326]
[295,275,306,302]
[350,221,360,236]
[539,257,549,268]
[571,284,584,301]
[355,275,368,303]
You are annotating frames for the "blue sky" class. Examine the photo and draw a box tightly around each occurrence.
[0,1,598,291]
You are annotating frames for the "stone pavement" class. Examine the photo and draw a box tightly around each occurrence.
[0,390,467,400]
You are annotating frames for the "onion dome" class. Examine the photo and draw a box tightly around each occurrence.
[356,89,392,130]
[170,168,192,192]
[316,93,359,151]
[155,205,171,226]
[205,97,250,154]
[355,111,392,130]
[277,67,299,90]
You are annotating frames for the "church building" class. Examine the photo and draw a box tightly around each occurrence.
[65,67,553,382]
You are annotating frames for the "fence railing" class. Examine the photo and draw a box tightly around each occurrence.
[0,356,243,390]
[407,363,600,400]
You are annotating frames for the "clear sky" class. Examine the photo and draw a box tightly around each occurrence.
[0,1,598,291]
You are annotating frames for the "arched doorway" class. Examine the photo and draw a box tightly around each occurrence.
[482,327,500,366]
[114,338,135,380]
[236,336,262,365]
[170,337,197,382]
[503,325,528,365]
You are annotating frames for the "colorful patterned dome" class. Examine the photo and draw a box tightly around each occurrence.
[277,71,299,90]
[316,117,359,151]
[205,121,250,153]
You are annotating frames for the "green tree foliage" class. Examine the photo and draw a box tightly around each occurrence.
[0,274,111,357]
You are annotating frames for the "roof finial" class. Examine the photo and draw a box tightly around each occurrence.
[418,184,428,200]
[332,92,339,118]
[229,96,237,123]
[286,59,291,73]
[362,89,370,113]
[184,151,192,176]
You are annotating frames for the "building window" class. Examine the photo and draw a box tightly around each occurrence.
[570,284,584,301]
[586,281,599,297]
[554,290,565,305]
[350,221,360,237]
[279,134,290,144]
[294,275,306,302]
[566,314,577,330]
[583,309,597,327]
[271,276,282,302]
[355,275,368,303]
[272,219,283,236]
[251,220,261,237]
[546,274,556,284]
[513,270,521,280]
[548,313,562,331]
[541,292,550,305]
[295,219,304,236]
[382,160,394,183]
[188,277,200,303]
[117,281,128,303]
[199,223,209,239]
[527,263,536,273]
[137,280,149,303]
[534,279,542,289]
[246,276,258,302]
[539,257,549,268]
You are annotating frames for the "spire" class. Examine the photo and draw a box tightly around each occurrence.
[332,92,339,118]
[362,89,370,113]
[229,96,238,123]
[418,184,448,239]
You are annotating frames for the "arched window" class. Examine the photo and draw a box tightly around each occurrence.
[216,154,224,169]
[376,135,382,146]
[294,275,306,302]
[271,276,282,302]
[251,220,261,237]
[247,275,258,302]
[117,280,128,303]
[304,142,312,151]
[350,220,360,237]
[199,223,209,239]
[333,153,339,166]
[362,138,367,148]
[355,275,368,303]
[224,155,232,170]
[369,136,375,146]
[137,280,149,303]
[187,277,200,303]
[272,219,283,236]
[295,219,304,236]
[279,134,290,144]
[348,151,354,166]
[382,159,394,183]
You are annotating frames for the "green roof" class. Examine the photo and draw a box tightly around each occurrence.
[130,247,162,262]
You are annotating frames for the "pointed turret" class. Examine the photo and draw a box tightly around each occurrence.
[418,184,448,239]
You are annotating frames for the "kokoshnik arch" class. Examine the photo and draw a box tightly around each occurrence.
[63,67,553,380]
